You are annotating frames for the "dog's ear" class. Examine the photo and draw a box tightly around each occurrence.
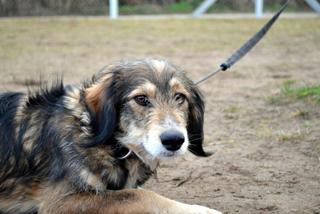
[85,73,118,146]
[187,85,212,157]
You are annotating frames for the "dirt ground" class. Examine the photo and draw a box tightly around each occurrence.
[0,17,319,214]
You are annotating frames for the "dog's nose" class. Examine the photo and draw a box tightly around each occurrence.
[160,130,185,151]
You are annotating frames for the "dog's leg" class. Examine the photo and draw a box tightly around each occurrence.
[39,188,222,214]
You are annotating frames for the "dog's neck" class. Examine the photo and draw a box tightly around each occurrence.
[132,149,160,172]
[114,143,159,172]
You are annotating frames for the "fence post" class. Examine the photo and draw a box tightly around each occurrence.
[305,0,320,13]
[192,0,217,17]
[255,0,263,18]
[109,0,119,19]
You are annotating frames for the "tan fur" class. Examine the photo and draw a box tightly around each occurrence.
[85,73,113,113]
[152,107,167,124]
[169,78,190,98]
[124,160,141,188]
[171,110,187,126]
[0,180,41,213]
[79,169,104,192]
[128,82,157,99]
[39,188,220,214]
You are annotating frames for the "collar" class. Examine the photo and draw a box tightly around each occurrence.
[113,144,159,171]
[118,149,132,159]
[114,145,134,160]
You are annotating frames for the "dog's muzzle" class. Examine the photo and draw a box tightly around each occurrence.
[160,130,185,151]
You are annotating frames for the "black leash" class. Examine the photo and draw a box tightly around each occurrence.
[195,0,290,85]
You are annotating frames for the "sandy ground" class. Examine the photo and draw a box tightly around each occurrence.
[0,17,319,213]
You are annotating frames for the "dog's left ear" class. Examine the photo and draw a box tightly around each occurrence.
[85,73,119,146]
[187,85,212,157]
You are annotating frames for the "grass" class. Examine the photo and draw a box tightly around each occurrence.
[120,4,163,15]
[276,129,307,142]
[223,105,241,114]
[1,18,319,58]
[119,2,195,15]
[291,109,310,120]
[256,123,309,143]
[168,2,194,14]
[268,80,320,105]
[281,80,320,104]
[0,17,319,89]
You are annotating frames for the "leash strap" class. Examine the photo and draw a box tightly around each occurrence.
[196,0,290,85]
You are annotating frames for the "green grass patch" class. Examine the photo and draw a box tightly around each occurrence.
[168,1,194,13]
[119,4,163,15]
[268,80,320,105]
[281,80,320,104]
[264,3,312,13]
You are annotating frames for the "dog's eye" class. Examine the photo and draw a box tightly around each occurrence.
[134,95,151,107]
[174,93,186,105]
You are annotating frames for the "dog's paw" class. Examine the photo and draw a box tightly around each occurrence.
[188,205,223,214]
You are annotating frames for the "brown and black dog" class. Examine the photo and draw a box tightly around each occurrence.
[0,59,222,214]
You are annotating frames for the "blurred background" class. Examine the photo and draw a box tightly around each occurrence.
[0,0,316,16]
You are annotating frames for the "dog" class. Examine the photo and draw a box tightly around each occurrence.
[0,59,222,214]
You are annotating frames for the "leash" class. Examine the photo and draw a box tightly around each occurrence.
[195,0,290,85]
[108,1,290,161]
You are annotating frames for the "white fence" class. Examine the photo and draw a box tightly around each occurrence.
[109,0,320,19]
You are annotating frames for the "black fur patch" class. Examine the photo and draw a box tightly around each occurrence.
[0,92,24,182]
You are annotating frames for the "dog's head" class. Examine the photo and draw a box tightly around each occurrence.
[85,59,210,160]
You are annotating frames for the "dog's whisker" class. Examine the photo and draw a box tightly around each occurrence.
[188,137,204,143]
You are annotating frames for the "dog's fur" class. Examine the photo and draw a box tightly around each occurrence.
[0,59,221,214]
